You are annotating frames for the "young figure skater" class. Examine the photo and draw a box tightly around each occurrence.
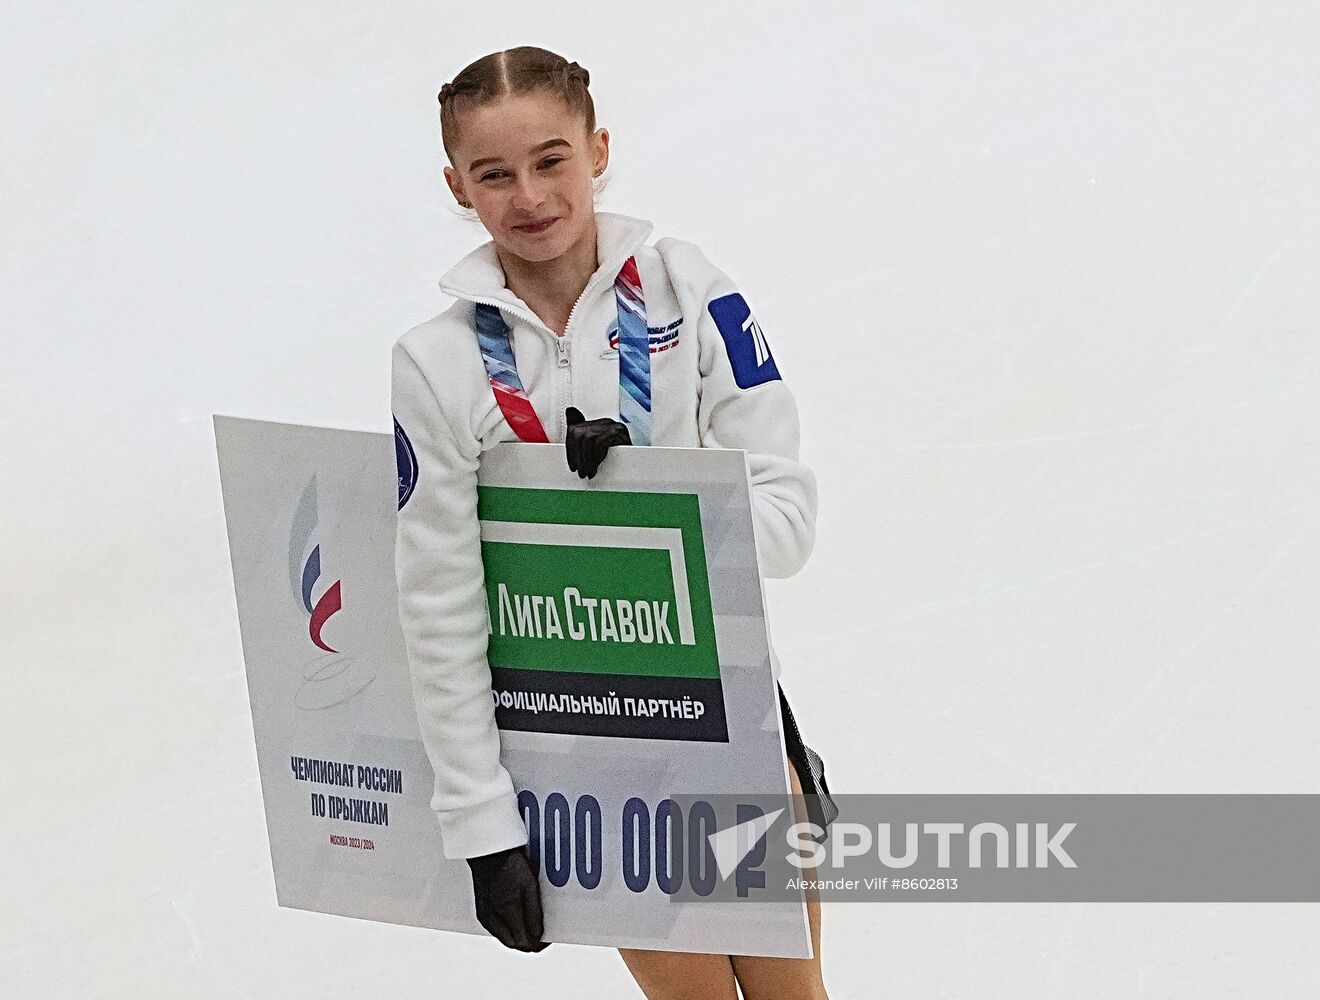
[391,46,837,999]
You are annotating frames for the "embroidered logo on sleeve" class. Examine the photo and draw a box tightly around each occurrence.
[707,292,781,388]
[394,416,418,510]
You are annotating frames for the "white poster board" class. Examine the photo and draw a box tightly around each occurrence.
[214,414,811,957]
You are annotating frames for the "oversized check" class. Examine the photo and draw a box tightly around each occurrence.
[213,414,812,958]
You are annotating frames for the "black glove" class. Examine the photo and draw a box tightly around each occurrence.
[565,405,631,479]
[466,845,550,952]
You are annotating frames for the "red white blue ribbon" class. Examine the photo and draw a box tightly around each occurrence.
[475,256,652,445]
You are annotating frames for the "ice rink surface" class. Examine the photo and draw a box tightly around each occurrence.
[4,1,1319,996]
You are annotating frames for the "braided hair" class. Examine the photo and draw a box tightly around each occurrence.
[436,47,597,168]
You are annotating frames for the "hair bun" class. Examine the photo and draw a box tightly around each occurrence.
[437,82,453,104]
[567,60,589,87]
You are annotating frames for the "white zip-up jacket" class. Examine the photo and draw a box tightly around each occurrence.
[391,211,817,859]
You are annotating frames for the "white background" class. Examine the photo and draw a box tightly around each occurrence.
[4,2,1318,997]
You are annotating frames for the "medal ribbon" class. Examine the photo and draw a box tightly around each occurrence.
[475,256,652,446]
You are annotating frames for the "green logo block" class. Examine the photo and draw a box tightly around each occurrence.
[477,486,719,681]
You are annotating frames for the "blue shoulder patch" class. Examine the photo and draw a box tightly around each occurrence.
[707,292,781,389]
[394,416,418,510]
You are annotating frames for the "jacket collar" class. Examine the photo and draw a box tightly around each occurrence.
[437,211,655,313]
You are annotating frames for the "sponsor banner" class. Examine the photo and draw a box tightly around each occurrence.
[476,482,728,741]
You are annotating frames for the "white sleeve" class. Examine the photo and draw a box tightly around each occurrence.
[689,257,819,580]
[391,339,529,859]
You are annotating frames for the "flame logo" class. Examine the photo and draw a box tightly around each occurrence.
[288,474,343,652]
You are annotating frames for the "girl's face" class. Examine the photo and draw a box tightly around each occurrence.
[444,89,609,264]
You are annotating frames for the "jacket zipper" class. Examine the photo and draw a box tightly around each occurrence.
[450,245,640,441]
[555,332,571,439]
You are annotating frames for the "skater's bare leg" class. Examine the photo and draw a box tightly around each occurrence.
[730,761,829,1000]
[617,946,739,999]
